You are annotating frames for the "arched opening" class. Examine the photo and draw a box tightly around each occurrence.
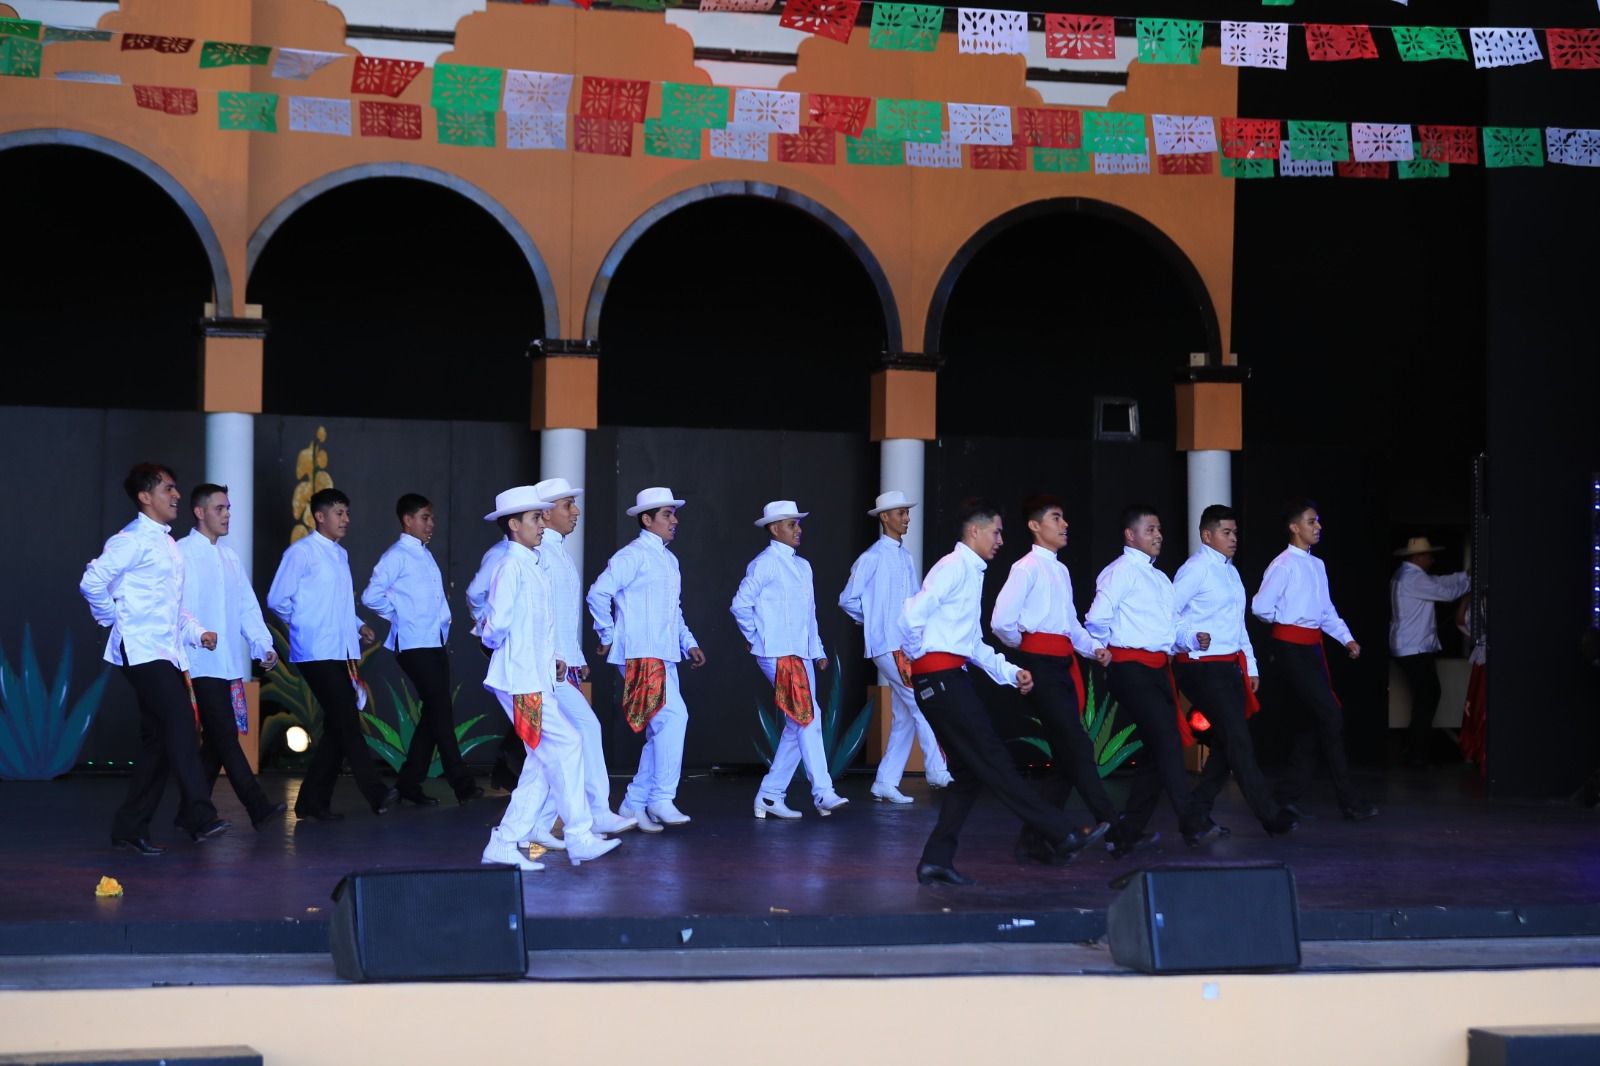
[592,185,894,432]
[0,142,219,410]
[931,199,1218,443]
[247,174,547,420]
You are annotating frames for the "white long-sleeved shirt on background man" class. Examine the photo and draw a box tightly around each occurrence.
[990,543,1100,656]
[466,539,511,629]
[362,534,451,652]
[539,528,587,668]
[1389,562,1471,657]
[838,534,918,659]
[1252,545,1354,646]
[79,513,205,668]
[1084,546,1177,654]
[1170,544,1258,675]
[898,542,1020,687]
[730,541,826,660]
[586,530,698,667]
[479,542,557,697]
[266,531,364,663]
[179,529,273,680]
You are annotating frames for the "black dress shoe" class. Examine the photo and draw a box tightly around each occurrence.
[397,788,439,807]
[251,802,289,830]
[1263,809,1299,836]
[456,784,485,805]
[1182,820,1231,847]
[190,818,232,842]
[112,836,166,855]
[1106,830,1161,858]
[295,808,344,822]
[916,862,976,886]
[373,787,400,815]
[1341,801,1379,821]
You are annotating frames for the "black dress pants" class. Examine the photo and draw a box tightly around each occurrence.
[295,659,390,815]
[1270,641,1359,808]
[1174,660,1280,826]
[111,658,218,840]
[911,667,1075,868]
[395,647,476,798]
[1015,650,1118,824]
[1396,652,1442,755]
[1105,660,1201,840]
[191,676,273,823]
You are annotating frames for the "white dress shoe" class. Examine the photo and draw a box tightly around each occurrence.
[815,792,850,816]
[565,834,622,866]
[620,804,663,834]
[521,826,566,851]
[870,783,914,804]
[482,829,545,872]
[592,810,639,835]
[753,795,802,819]
[926,771,953,789]
[646,801,691,826]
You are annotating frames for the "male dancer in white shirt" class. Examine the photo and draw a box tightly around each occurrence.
[362,493,481,806]
[733,500,849,819]
[1388,536,1470,766]
[1172,505,1297,837]
[839,491,950,803]
[1252,499,1378,820]
[266,488,397,820]
[179,482,286,829]
[81,463,230,852]
[1085,505,1214,853]
[991,495,1118,859]
[900,499,1096,885]
[511,478,638,848]
[477,486,620,869]
[587,487,705,833]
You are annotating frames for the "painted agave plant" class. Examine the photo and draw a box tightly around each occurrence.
[361,678,498,777]
[753,653,872,780]
[1012,668,1143,777]
[0,627,110,780]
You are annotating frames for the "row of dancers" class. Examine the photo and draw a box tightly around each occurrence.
[79,462,1373,883]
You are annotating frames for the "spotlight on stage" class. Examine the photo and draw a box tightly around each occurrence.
[286,726,310,754]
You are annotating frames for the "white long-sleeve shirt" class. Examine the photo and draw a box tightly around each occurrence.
[178,530,273,680]
[465,539,511,629]
[1085,546,1177,653]
[838,534,918,659]
[898,541,1021,687]
[1252,545,1353,646]
[538,528,586,667]
[79,513,205,669]
[586,530,698,666]
[479,542,557,697]
[730,541,826,660]
[1389,562,1470,656]
[361,534,451,652]
[990,543,1100,656]
[265,531,364,663]
[1171,544,1258,675]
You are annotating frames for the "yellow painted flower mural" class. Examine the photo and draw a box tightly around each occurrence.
[289,426,333,543]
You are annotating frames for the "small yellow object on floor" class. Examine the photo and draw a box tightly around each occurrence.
[94,875,123,898]
[526,844,547,861]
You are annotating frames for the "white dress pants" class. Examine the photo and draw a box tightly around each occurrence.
[871,653,949,786]
[488,686,595,848]
[526,679,614,834]
[622,661,688,810]
[755,657,833,802]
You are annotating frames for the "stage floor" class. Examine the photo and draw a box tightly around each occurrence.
[2,766,1597,956]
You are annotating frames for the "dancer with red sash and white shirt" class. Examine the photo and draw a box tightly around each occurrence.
[1252,498,1378,821]
[990,495,1119,860]
[733,500,849,819]
[587,487,705,833]
[1085,504,1218,853]
[1172,505,1297,837]
[899,499,1096,885]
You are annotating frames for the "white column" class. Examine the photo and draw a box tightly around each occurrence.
[206,412,255,578]
[541,427,587,578]
[880,437,925,575]
[1186,449,1232,557]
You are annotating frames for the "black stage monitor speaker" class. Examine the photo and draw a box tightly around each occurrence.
[1106,864,1300,974]
[330,867,527,981]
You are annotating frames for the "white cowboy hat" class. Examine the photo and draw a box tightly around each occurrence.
[1394,536,1446,557]
[626,486,687,517]
[484,485,548,523]
[532,477,583,503]
[755,500,810,527]
[868,490,917,516]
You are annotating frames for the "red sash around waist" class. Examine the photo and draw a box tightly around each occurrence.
[1020,633,1087,714]
[1175,649,1261,718]
[1109,647,1194,747]
[909,652,967,674]
[1271,623,1323,646]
